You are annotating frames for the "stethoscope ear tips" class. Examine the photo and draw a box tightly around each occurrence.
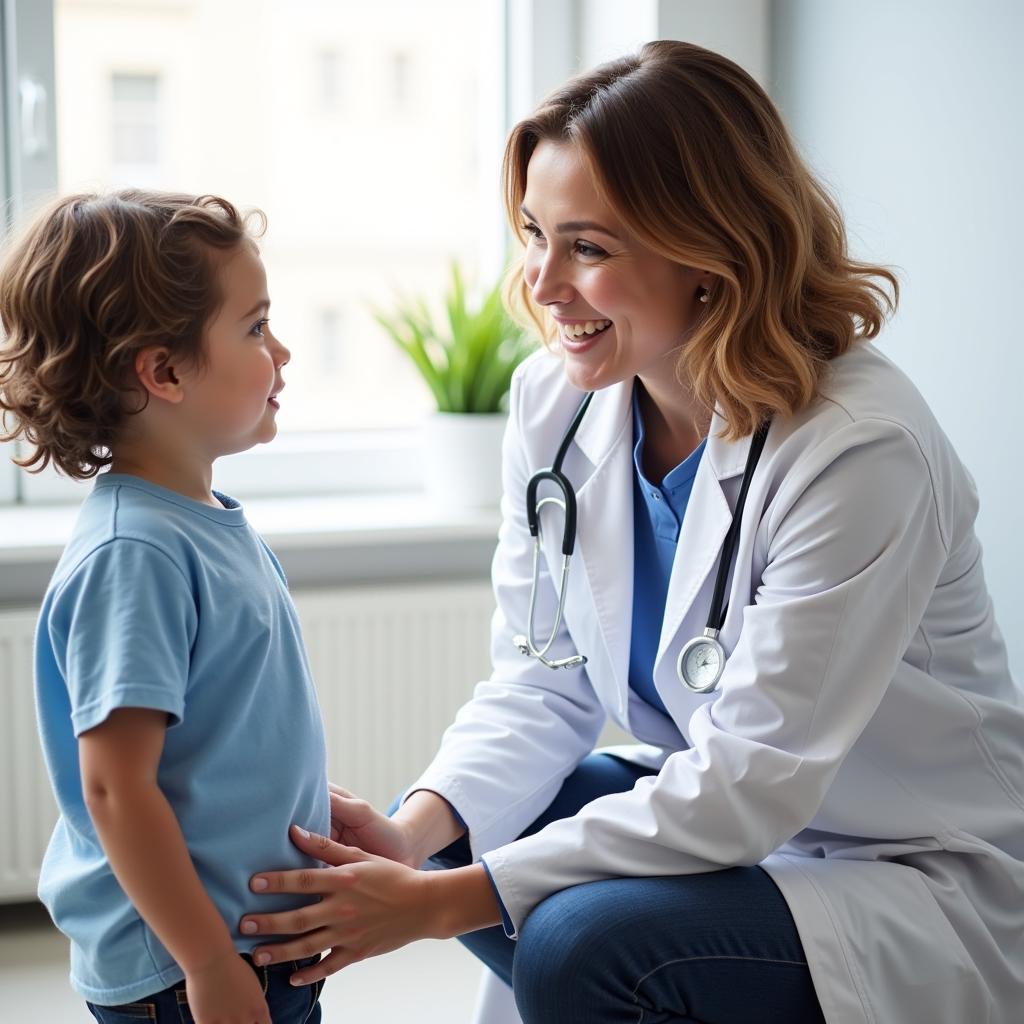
[512,634,531,656]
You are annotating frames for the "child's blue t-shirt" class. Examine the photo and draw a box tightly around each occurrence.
[34,474,330,1005]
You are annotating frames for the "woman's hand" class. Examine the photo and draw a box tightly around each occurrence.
[241,825,500,985]
[184,950,270,1024]
[327,783,418,866]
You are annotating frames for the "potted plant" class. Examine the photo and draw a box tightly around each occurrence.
[375,263,535,510]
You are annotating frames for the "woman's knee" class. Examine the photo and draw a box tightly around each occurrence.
[513,886,624,1023]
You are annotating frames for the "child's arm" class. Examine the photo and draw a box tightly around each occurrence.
[80,707,271,1024]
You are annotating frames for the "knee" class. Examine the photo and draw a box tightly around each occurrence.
[513,888,616,1024]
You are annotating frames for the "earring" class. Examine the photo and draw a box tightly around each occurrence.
[699,289,709,304]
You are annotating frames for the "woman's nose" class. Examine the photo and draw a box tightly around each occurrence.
[527,252,574,307]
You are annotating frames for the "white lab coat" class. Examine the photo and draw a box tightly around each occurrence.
[408,342,1024,1023]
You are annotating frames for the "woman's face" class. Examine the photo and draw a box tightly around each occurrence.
[521,140,709,395]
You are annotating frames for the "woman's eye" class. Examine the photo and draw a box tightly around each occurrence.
[574,241,606,259]
[250,318,270,337]
[521,222,543,240]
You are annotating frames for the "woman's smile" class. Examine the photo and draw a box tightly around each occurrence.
[555,317,614,353]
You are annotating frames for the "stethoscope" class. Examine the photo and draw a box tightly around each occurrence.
[512,391,770,693]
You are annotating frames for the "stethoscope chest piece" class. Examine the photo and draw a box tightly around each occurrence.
[677,629,726,693]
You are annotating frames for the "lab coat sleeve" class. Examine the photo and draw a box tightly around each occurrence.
[482,417,949,935]
[403,362,608,859]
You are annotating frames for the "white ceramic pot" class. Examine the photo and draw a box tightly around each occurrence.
[421,411,508,512]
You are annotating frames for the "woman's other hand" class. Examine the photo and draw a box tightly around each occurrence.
[327,783,419,865]
[328,784,467,868]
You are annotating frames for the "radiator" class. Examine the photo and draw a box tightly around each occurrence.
[292,583,494,811]
[0,610,59,903]
[0,581,495,903]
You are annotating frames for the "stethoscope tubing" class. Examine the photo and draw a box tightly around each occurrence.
[524,391,594,556]
[515,387,769,687]
[706,419,770,632]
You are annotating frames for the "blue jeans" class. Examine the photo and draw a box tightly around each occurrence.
[404,753,825,1024]
[86,954,323,1024]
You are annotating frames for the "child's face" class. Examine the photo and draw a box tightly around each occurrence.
[180,245,289,458]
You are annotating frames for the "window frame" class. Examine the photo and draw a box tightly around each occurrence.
[2,0,59,505]
[0,0,579,507]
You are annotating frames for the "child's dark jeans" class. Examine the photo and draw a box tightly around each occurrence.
[86,954,323,1023]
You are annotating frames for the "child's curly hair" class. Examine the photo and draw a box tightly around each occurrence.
[0,190,265,479]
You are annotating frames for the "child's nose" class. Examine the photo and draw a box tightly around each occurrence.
[273,336,291,367]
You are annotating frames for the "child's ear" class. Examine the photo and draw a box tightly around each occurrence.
[134,346,185,404]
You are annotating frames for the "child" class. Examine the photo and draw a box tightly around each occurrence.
[0,191,330,1023]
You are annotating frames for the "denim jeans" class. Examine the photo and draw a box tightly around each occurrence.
[86,954,323,1024]
[403,753,825,1024]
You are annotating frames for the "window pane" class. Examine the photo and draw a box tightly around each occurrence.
[316,50,344,111]
[54,0,490,432]
[0,445,17,504]
[111,72,160,172]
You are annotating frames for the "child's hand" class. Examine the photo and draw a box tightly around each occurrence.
[185,950,271,1024]
[328,783,419,866]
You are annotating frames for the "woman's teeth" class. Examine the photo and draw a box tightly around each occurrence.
[563,319,612,338]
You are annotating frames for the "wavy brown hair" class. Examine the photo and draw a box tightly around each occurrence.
[0,190,265,479]
[503,40,898,439]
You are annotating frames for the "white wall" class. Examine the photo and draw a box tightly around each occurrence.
[576,0,770,87]
[771,0,1024,678]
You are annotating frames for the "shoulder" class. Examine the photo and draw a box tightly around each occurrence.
[50,481,193,601]
[766,342,971,550]
[818,342,938,431]
[774,342,957,458]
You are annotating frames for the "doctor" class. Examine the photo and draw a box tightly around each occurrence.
[241,41,1024,1024]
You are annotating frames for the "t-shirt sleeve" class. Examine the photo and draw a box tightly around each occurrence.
[47,538,199,736]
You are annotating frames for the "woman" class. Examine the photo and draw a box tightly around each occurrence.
[239,41,1024,1023]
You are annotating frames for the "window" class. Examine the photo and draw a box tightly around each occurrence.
[51,0,493,439]
[111,73,161,174]
[0,0,575,506]
[318,308,343,376]
[316,50,343,111]
[390,52,411,111]
[0,445,16,504]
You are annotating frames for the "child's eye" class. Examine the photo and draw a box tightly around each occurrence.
[250,318,270,337]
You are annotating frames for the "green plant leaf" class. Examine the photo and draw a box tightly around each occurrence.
[373,260,536,413]
[373,306,451,411]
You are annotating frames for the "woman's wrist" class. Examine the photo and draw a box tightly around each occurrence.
[425,863,502,939]
[392,789,466,866]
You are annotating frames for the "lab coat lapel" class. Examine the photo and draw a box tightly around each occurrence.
[655,414,753,676]
[569,380,635,717]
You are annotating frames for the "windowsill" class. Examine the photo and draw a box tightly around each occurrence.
[0,491,501,606]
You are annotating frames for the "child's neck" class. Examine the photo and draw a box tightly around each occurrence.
[109,448,221,509]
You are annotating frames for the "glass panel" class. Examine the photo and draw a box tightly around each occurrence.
[0,445,18,504]
[54,0,490,432]
[111,72,161,174]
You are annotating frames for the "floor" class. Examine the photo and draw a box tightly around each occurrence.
[0,901,484,1022]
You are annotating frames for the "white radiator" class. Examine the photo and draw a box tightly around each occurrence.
[0,581,495,903]
[292,583,494,811]
[0,610,59,903]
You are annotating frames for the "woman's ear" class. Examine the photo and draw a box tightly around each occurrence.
[134,346,186,404]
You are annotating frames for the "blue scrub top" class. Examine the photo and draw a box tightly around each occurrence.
[629,386,706,716]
